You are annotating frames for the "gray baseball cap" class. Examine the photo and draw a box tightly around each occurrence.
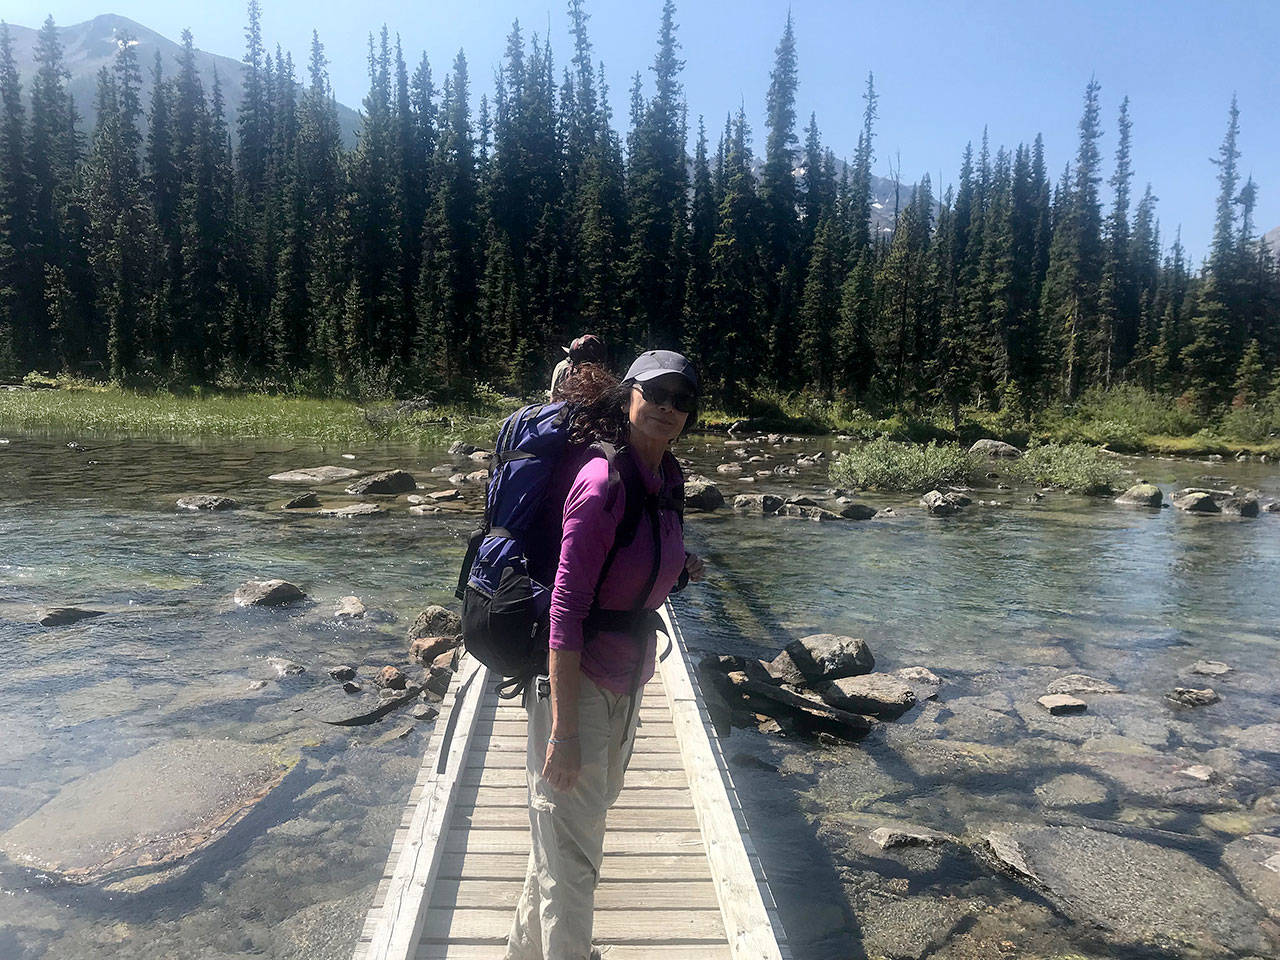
[622,350,699,393]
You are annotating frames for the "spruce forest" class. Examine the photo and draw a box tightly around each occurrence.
[0,2,1277,426]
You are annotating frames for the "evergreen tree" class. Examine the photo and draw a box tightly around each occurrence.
[1181,275,1233,412]
[0,22,34,373]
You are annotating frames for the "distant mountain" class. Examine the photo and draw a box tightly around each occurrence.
[6,14,361,148]
[1265,225,1280,257]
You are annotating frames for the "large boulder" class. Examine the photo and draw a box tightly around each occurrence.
[1115,483,1163,507]
[268,465,360,484]
[1171,490,1221,513]
[733,493,784,516]
[684,477,725,511]
[234,579,306,607]
[968,438,1022,458]
[921,490,964,516]
[409,605,462,639]
[344,469,416,495]
[1221,495,1260,517]
[817,673,917,719]
[768,634,874,686]
[981,825,1274,957]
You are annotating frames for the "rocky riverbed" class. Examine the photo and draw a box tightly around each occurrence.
[1,430,1278,959]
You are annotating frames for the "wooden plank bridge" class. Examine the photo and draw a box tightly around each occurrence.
[353,603,791,960]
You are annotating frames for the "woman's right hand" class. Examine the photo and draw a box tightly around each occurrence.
[542,735,582,792]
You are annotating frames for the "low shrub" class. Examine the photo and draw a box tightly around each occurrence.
[1005,442,1124,495]
[829,436,976,491]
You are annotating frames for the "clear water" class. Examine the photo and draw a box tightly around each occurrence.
[1,431,1277,959]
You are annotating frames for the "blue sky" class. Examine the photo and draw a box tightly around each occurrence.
[8,0,1278,261]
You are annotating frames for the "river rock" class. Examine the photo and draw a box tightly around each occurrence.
[409,605,462,639]
[0,739,292,884]
[893,666,943,701]
[733,493,784,516]
[1166,686,1219,707]
[449,441,479,456]
[1221,495,1260,517]
[465,470,489,482]
[234,579,306,607]
[317,503,385,517]
[921,490,965,516]
[37,606,106,627]
[1191,659,1231,677]
[777,503,842,521]
[410,635,460,666]
[307,681,422,725]
[374,666,407,690]
[715,462,743,475]
[817,674,916,719]
[767,634,874,686]
[980,824,1274,956]
[268,465,361,484]
[1223,834,1280,920]
[868,824,952,849]
[700,654,776,686]
[1179,764,1216,782]
[1046,674,1122,695]
[412,703,440,721]
[468,450,493,463]
[282,491,320,509]
[266,657,305,677]
[327,665,356,682]
[428,488,461,501]
[1037,693,1087,715]
[1115,483,1163,507]
[1172,491,1221,513]
[177,495,239,511]
[721,673,873,740]
[345,470,416,495]
[1265,501,1280,513]
[334,596,366,619]
[838,502,877,520]
[968,438,1022,458]
[342,680,362,694]
[684,478,725,511]
[1034,772,1110,808]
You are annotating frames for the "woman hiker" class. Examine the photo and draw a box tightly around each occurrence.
[505,349,706,960]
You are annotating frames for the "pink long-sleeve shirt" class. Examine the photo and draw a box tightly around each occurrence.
[545,447,686,694]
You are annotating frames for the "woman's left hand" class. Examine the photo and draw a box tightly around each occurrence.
[684,552,705,582]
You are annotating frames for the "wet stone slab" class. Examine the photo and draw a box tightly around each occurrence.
[0,739,293,883]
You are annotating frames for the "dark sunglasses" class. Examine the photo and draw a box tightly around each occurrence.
[635,381,697,413]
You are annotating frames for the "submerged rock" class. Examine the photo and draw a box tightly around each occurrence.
[177,495,239,511]
[317,503,385,518]
[767,633,874,686]
[980,824,1274,957]
[893,666,943,701]
[333,596,366,619]
[37,606,106,627]
[1115,483,1163,507]
[0,739,292,884]
[1190,659,1231,677]
[1034,772,1110,808]
[1046,674,1122,695]
[683,477,725,511]
[733,493,784,516]
[1037,693,1087,715]
[777,503,842,521]
[1166,686,1220,707]
[1222,834,1280,921]
[234,579,306,607]
[969,438,1022,458]
[344,470,416,495]
[268,465,360,484]
[408,605,461,639]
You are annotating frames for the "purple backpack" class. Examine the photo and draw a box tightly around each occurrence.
[455,402,683,691]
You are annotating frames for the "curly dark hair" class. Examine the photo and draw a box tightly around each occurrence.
[562,364,631,445]
[562,361,699,444]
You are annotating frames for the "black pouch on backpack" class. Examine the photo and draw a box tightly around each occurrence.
[461,562,546,679]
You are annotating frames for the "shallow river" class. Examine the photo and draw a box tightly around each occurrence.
[1,430,1278,959]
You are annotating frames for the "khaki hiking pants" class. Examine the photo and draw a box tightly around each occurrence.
[504,673,642,960]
